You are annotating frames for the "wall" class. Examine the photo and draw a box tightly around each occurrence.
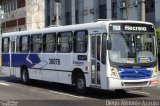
[1,0,26,33]
[155,0,160,26]
[83,0,94,23]
[26,0,45,30]
[117,0,141,20]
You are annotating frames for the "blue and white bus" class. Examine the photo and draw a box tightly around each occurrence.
[1,20,159,94]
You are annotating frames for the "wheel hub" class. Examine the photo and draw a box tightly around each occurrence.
[77,79,84,89]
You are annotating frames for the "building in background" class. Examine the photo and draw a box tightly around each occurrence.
[0,0,46,33]
[0,0,26,33]
[0,0,160,33]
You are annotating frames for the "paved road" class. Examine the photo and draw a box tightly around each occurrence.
[0,72,160,106]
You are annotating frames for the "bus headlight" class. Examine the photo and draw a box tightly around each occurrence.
[152,67,158,78]
[110,67,120,79]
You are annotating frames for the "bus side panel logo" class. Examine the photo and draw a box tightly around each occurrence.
[73,60,84,66]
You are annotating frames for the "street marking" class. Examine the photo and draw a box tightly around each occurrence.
[0,82,10,86]
[129,90,150,95]
[49,90,85,99]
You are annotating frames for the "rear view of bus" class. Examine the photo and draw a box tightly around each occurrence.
[106,22,158,90]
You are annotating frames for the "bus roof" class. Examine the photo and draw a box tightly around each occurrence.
[2,20,154,37]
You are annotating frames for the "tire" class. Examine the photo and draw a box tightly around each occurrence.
[75,74,87,95]
[21,67,29,84]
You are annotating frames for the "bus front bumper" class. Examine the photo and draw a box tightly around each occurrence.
[107,77,159,90]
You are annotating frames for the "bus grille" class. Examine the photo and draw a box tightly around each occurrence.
[118,68,152,80]
[124,81,149,86]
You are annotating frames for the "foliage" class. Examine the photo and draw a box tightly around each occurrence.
[156,27,160,42]
[156,27,160,53]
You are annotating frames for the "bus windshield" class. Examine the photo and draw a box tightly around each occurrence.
[109,33,156,64]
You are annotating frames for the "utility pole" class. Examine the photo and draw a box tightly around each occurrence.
[141,0,145,21]
[55,0,61,26]
[125,0,129,20]
[71,0,75,25]
[0,6,4,67]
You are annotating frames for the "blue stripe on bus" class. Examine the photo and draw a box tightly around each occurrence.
[2,53,41,68]
[117,68,153,80]
[2,54,10,66]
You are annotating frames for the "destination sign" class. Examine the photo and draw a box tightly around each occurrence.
[109,23,154,32]
[124,25,147,31]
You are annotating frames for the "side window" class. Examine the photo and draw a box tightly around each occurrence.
[19,35,30,53]
[16,36,19,52]
[101,33,107,64]
[43,33,56,53]
[91,36,95,57]
[31,34,42,53]
[2,37,9,53]
[74,30,88,53]
[57,32,72,53]
[97,36,101,61]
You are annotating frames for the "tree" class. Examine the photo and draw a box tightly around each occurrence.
[156,27,160,50]
[156,27,160,43]
[156,27,160,63]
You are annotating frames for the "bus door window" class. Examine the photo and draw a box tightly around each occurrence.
[16,36,19,53]
[101,33,107,64]
[91,34,101,85]
[91,36,96,84]
[91,36,95,58]
[97,36,100,61]
[97,35,101,85]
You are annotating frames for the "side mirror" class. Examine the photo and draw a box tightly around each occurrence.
[107,40,111,50]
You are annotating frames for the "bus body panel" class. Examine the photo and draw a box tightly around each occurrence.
[1,66,10,75]
[15,67,21,78]
[41,69,58,82]
[107,77,158,90]
[56,53,72,84]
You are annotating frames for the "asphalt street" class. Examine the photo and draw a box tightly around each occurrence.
[0,71,159,106]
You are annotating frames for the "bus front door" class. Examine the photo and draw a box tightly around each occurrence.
[10,40,16,76]
[91,34,101,87]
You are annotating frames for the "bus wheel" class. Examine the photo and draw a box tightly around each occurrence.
[21,67,29,84]
[75,74,86,94]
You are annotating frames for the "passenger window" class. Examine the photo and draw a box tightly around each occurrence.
[2,37,9,53]
[57,32,72,53]
[31,34,42,53]
[43,33,56,53]
[19,36,30,53]
[101,33,107,64]
[16,36,19,52]
[97,36,101,61]
[74,30,88,53]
